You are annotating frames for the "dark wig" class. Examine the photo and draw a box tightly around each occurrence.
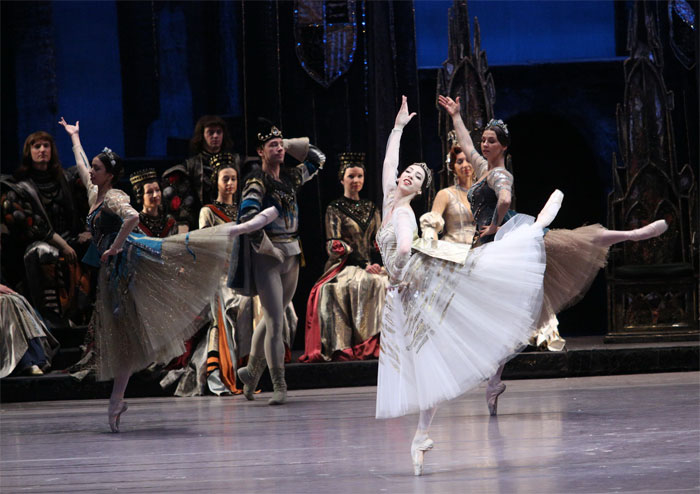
[15,131,63,181]
[189,115,233,155]
[96,148,124,185]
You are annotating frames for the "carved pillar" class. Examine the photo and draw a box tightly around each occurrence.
[436,0,496,193]
[606,1,699,342]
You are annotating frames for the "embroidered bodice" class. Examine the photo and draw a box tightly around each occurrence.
[467,168,513,231]
[325,197,381,269]
[377,208,416,283]
[442,187,476,244]
[86,187,138,254]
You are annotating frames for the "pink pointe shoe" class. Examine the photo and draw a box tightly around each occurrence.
[411,436,435,476]
[486,381,506,416]
[629,219,668,241]
[108,399,128,433]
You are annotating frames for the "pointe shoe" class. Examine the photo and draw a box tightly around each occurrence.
[629,220,668,242]
[486,381,506,416]
[411,436,435,476]
[108,399,128,433]
[268,366,287,405]
[237,355,267,401]
[534,189,564,229]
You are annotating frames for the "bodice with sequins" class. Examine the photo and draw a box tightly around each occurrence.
[86,203,123,255]
[377,213,416,282]
[442,187,476,244]
[467,179,497,231]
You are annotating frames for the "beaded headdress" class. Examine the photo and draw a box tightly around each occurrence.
[337,152,366,180]
[410,162,433,192]
[257,125,283,144]
[129,168,158,192]
[209,152,240,181]
[99,147,117,167]
[485,119,509,137]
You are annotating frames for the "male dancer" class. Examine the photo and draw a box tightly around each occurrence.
[231,119,324,404]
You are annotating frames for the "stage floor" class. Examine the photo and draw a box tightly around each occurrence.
[1,372,699,493]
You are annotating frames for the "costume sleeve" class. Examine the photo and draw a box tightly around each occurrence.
[472,153,489,180]
[238,175,266,224]
[382,129,402,213]
[294,160,322,188]
[104,189,139,222]
[71,144,98,207]
[487,168,514,196]
[228,206,279,237]
[324,204,351,262]
[199,207,216,229]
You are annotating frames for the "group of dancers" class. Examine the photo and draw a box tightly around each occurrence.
[53,93,666,475]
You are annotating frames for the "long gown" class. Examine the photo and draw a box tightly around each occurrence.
[77,148,234,381]
[300,197,388,362]
[375,133,548,419]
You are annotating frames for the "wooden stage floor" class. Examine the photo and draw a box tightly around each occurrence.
[1,372,699,493]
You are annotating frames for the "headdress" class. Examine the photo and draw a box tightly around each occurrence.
[411,162,433,192]
[337,152,366,180]
[129,168,158,192]
[485,119,509,137]
[256,118,283,144]
[101,147,117,167]
[209,152,240,181]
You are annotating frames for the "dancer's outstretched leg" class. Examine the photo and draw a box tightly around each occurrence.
[593,220,668,248]
[533,190,564,230]
[412,407,437,476]
[486,364,506,416]
[108,370,130,433]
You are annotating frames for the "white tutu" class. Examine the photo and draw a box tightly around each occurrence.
[375,214,546,418]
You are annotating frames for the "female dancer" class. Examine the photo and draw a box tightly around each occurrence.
[376,97,560,475]
[59,118,278,431]
[300,152,387,362]
[421,144,566,352]
[438,95,668,415]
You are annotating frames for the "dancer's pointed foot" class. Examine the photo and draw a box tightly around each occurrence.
[108,399,128,433]
[534,189,564,229]
[486,381,506,416]
[411,435,435,476]
[629,219,668,241]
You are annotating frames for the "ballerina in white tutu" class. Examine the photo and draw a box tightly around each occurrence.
[375,97,563,476]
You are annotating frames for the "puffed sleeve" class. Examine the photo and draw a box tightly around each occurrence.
[199,206,216,229]
[103,189,138,221]
[324,203,351,261]
[487,168,514,195]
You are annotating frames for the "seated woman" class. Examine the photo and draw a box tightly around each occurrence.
[0,283,59,377]
[129,169,178,238]
[300,153,388,362]
[161,153,297,396]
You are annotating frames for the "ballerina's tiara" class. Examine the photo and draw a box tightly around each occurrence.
[486,119,509,137]
[257,125,283,143]
[412,162,433,190]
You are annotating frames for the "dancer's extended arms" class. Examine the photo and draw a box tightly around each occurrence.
[437,96,481,168]
[382,96,416,210]
[227,206,279,238]
[58,118,92,191]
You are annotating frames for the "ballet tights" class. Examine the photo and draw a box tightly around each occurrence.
[249,252,299,368]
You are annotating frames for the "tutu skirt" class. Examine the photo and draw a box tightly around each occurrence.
[376,215,546,418]
[92,224,233,380]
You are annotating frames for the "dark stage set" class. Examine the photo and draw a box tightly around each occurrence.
[1,0,699,491]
